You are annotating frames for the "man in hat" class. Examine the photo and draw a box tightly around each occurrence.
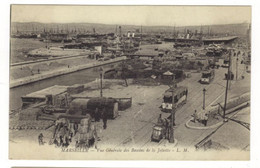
[38,133,44,145]
[94,107,100,122]
[193,110,197,123]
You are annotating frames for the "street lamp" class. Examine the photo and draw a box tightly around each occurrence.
[100,67,103,97]
[203,88,206,110]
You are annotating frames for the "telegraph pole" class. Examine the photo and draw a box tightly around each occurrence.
[229,50,233,90]
[169,75,176,143]
[169,89,175,143]
[100,67,103,97]
[236,57,239,80]
[223,50,232,121]
[203,88,206,110]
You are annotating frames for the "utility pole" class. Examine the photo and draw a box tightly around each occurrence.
[169,75,176,143]
[236,57,239,80]
[223,50,231,121]
[228,50,233,90]
[203,88,206,110]
[169,88,175,143]
[100,67,103,97]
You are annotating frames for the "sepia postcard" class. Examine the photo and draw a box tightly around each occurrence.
[9,5,251,160]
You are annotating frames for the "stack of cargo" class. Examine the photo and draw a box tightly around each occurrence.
[52,93,70,108]
[19,107,41,120]
[68,99,89,115]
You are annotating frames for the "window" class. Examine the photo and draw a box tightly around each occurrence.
[202,73,211,78]
[164,96,172,103]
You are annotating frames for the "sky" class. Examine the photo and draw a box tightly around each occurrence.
[11,5,251,26]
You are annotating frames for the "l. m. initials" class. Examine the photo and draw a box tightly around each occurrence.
[176,148,188,152]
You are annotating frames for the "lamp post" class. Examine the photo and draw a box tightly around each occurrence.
[203,88,206,110]
[100,67,103,97]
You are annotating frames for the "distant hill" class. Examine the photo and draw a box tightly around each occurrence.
[11,22,250,36]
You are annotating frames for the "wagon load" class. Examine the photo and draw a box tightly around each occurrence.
[115,98,132,111]
[68,97,119,119]
[68,99,89,115]
[86,97,119,119]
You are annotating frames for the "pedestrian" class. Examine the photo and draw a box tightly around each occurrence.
[164,118,169,139]
[38,133,44,145]
[157,114,164,125]
[59,136,64,147]
[87,127,96,148]
[204,113,209,126]
[74,122,79,134]
[53,138,59,147]
[193,110,197,123]
[101,107,107,129]
[63,136,70,148]
[94,108,100,122]
[69,122,75,137]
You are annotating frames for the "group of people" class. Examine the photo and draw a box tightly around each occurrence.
[193,110,209,126]
[51,118,74,147]
[157,114,170,140]
[37,107,110,148]
[38,119,73,147]
[75,115,99,149]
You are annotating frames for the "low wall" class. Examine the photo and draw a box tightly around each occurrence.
[196,92,250,120]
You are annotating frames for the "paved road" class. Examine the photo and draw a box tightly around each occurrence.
[95,57,249,150]
[93,67,231,149]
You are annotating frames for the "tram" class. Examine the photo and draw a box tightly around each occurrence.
[200,69,215,84]
[161,86,188,113]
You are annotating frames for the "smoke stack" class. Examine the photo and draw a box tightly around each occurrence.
[119,26,122,37]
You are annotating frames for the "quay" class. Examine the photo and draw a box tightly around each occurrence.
[10,56,128,88]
